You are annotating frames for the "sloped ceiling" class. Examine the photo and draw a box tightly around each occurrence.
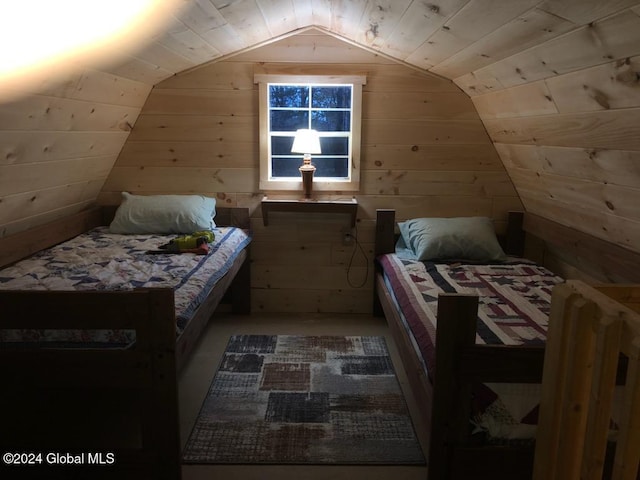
[85,0,640,87]
[1,0,640,265]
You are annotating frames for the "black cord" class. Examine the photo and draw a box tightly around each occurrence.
[346,224,369,288]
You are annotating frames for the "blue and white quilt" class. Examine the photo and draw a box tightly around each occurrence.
[0,226,251,346]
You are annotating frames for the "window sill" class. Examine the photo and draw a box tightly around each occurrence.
[261,196,358,227]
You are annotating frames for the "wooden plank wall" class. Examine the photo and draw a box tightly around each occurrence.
[454,4,640,281]
[0,69,152,238]
[100,30,522,314]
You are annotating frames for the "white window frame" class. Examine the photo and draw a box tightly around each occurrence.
[255,73,365,193]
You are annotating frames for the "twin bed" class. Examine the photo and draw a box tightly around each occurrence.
[0,195,251,479]
[373,209,640,480]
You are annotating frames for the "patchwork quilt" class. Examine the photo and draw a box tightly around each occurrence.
[0,226,251,347]
[377,253,563,442]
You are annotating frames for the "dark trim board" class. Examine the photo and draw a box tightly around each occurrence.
[523,212,640,282]
[0,207,104,268]
[0,205,252,480]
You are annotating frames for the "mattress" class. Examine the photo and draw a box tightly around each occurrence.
[0,226,251,347]
[377,253,563,442]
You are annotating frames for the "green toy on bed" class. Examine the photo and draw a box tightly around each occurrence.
[148,231,215,255]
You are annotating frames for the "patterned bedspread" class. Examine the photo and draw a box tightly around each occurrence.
[377,253,563,441]
[0,226,251,346]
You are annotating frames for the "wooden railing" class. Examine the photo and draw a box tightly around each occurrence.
[534,280,640,480]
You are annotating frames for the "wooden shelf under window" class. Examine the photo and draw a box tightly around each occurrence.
[261,196,358,227]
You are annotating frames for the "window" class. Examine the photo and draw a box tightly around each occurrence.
[255,74,365,192]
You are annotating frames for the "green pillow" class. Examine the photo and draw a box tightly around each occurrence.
[109,192,216,234]
[397,216,506,262]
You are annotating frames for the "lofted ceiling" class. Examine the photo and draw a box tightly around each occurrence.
[64,0,639,88]
[1,0,640,280]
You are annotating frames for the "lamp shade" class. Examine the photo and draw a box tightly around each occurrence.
[291,129,321,154]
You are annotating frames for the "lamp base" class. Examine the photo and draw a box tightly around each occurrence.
[299,166,315,199]
[298,158,316,198]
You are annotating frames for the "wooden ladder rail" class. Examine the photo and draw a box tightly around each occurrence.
[533,280,640,480]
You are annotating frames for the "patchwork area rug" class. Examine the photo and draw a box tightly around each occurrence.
[182,335,425,465]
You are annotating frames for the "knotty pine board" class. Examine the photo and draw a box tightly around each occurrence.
[380,0,468,61]
[360,170,518,197]
[537,0,640,25]
[230,31,396,64]
[0,201,96,239]
[509,167,640,225]
[513,181,640,254]
[115,141,258,168]
[353,0,413,49]
[0,95,141,132]
[544,55,640,113]
[156,62,256,89]
[0,181,102,227]
[173,0,244,55]
[363,91,479,120]
[0,156,115,197]
[101,166,255,194]
[471,81,558,119]
[103,56,176,85]
[457,9,640,94]
[126,114,256,142]
[483,109,640,151]
[361,143,503,171]
[431,7,575,80]
[126,41,198,77]
[154,15,223,64]
[142,89,257,115]
[405,0,543,70]
[495,144,640,190]
[0,131,127,165]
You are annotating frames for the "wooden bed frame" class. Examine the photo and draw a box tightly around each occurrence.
[373,209,544,480]
[374,209,640,480]
[0,205,251,480]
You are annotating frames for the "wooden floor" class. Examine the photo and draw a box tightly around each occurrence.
[178,311,429,480]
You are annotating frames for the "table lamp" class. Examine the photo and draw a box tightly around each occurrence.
[291,128,321,199]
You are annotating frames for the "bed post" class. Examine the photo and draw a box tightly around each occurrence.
[140,289,181,480]
[374,209,396,316]
[429,293,479,480]
[375,209,396,256]
[505,211,525,256]
[231,253,251,314]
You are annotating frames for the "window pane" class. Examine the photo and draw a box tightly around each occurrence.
[315,157,349,178]
[271,157,349,178]
[272,157,303,178]
[312,111,350,132]
[271,136,295,155]
[319,137,349,155]
[270,85,309,107]
[270,111,309,131]
[312,86,351,108]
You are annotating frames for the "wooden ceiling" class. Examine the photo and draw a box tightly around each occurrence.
[2,0,640,280]
[104,0,638,86]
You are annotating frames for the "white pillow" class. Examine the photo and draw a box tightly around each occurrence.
[109,192,216,234]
